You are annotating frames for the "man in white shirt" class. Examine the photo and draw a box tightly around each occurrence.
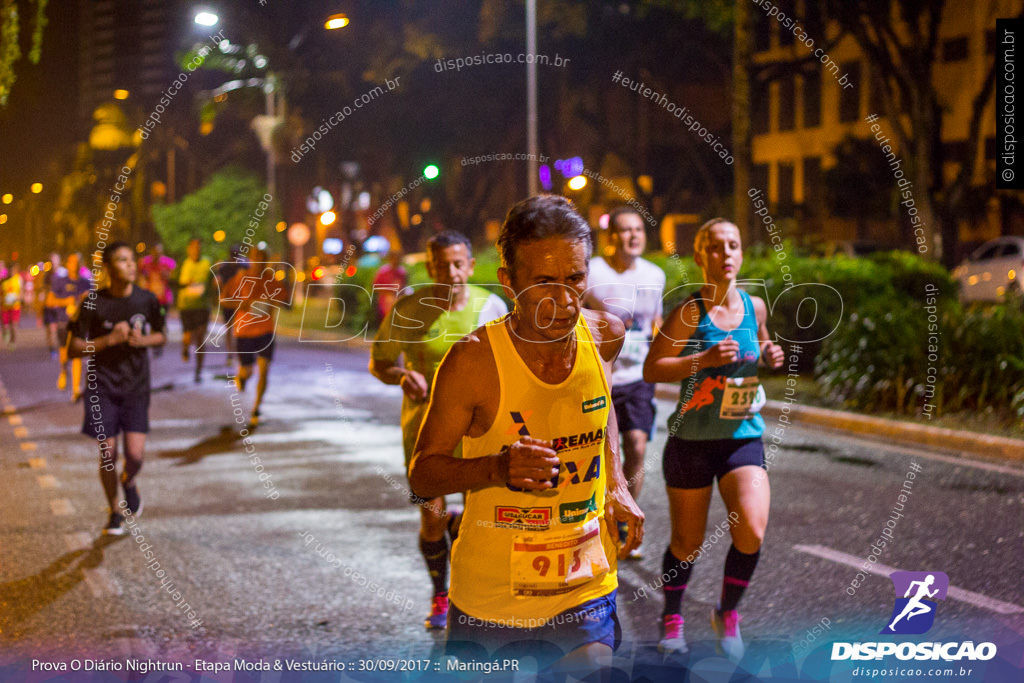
[584,207,666,557]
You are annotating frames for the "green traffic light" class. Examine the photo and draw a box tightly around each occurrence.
[423,164,440,180]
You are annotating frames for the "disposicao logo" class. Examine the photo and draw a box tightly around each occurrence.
[831,570,997,663]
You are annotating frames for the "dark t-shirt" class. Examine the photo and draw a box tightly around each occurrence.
[70,286,166,396]
[49,274,92,323]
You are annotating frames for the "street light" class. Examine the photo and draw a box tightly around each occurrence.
[1,193,12,204]
[113,89,129,100]
[194,11,218,27]
[324,13,350,30]
[30,183,42,194]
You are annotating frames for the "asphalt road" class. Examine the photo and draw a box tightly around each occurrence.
[1,318,1022,682]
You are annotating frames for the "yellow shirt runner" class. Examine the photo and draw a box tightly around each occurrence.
[450,314,618,623]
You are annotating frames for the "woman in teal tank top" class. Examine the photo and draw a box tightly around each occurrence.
[643,218,785,660]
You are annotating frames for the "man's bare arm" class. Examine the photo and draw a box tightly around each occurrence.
[408,333,560,498]
[586,310,644,556]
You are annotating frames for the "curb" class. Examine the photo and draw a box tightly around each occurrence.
[654,385,1024,463]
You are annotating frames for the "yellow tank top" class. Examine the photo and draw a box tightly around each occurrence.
[450,314,618,623]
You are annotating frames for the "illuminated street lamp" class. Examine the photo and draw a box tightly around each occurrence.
[194,11,219,27]
[324,14,350,30]
[1,193,12,204]
[320,211,337,226]
[30,183,42,194]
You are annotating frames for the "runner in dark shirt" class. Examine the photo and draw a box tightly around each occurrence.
[69,241,166,535]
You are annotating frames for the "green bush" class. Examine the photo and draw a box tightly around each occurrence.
[817,292,1024,416]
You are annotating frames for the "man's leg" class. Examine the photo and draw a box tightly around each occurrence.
[70,357,83,400]
[120,431,146,516]
[236,360,253,392]
[252,356,270,416]
[98,437,120,510]
[121,432,146,489]
[621,429,648,501]
[192,323,208,381]
[419,497,451,629]
[57,326,70,390]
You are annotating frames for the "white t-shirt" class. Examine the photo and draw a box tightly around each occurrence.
[584,256,666,385]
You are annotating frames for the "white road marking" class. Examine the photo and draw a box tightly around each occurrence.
[794,544,1024,615]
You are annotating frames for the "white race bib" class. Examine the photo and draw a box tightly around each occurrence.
[720,376,765,419]
[510,517,609,597]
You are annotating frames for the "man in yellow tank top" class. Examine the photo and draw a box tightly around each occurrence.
[410,195,644,677]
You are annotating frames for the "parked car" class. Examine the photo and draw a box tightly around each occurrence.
[952,236,1024,303]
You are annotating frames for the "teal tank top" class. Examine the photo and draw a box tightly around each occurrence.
[669,290,766,440]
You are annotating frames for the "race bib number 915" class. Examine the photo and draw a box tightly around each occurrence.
[510,517,609,597]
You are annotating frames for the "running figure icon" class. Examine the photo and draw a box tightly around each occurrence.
[888,574,939,631]
[881,570,949,635]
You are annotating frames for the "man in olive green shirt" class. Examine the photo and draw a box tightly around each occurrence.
[369,230,506,630]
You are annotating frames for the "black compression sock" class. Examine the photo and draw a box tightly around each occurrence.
[419,536,450,595]
[720,544,760,612]
[662,547,693,616]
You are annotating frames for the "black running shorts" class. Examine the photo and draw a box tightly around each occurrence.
[612,379,657,437]
[82,390,150,439]
[236,333,275,366]
[662,436,765,489]
[180,308,211,332]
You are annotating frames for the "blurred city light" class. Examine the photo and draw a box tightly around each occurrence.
[423,164,440,180]
[30,183,42,193]
[1,194,11,204]
[539,165,552,191]
[213,230,226,242]
[567,175,587,191]
[194,11,218,27]
[325,13,350,30]
[113,89,129,100]
[320,211,337,226]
